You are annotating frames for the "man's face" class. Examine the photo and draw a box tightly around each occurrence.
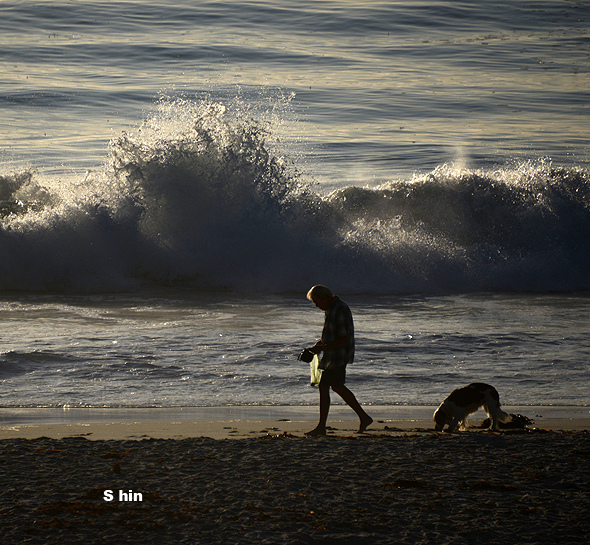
[311,295,331,311]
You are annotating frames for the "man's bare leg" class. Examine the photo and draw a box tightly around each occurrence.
[332,385,373,433]
[306,384,330,436]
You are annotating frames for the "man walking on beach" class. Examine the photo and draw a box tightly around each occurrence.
[305,285,373,436]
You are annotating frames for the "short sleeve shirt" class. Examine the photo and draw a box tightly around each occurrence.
[321,297,355,368]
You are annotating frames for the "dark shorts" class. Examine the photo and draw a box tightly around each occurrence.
[319,365,346,387]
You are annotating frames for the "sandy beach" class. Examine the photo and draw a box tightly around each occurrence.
[0,407,588,544]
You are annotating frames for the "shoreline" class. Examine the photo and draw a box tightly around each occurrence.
[1,405,588,440]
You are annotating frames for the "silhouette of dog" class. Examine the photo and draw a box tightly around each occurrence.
[433,383,512,432]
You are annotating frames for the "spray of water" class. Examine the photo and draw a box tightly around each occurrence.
[1,97,589,293]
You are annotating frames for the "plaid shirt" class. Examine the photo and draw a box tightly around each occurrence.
[320,297,355,368]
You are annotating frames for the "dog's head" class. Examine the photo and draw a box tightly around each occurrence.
[433,403,451,431]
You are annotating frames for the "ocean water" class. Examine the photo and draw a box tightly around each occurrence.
[0,1,588,411]
[0,291,588,410]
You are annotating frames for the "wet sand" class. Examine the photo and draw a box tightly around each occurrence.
[1,405,588,440]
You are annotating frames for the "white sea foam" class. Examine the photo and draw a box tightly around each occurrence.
[1,98,589,294]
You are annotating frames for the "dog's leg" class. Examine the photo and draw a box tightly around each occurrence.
[491,414,499,430]
[484,394,510,431]
[483,403,498,430]
[483,404,495,430]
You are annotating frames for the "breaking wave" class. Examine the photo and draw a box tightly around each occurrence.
[1,97,589,294]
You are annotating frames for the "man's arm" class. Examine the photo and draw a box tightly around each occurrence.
[310,335,350,354]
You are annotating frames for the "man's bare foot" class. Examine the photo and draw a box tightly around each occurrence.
[358,415,373,434]
[305,426,326,437]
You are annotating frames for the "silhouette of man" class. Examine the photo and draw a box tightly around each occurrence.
[305,285,372,436]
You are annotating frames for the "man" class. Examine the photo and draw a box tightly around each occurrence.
[305,285,373,436]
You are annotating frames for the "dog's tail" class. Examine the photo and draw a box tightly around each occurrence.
[498,408,512,424]
[493,397,512,424]
[494,391,512,424]
[485,388,513,425]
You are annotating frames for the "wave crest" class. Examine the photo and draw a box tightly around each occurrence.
[1,98,589,294]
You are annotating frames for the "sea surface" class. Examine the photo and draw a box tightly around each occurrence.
[1,1,588,412]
